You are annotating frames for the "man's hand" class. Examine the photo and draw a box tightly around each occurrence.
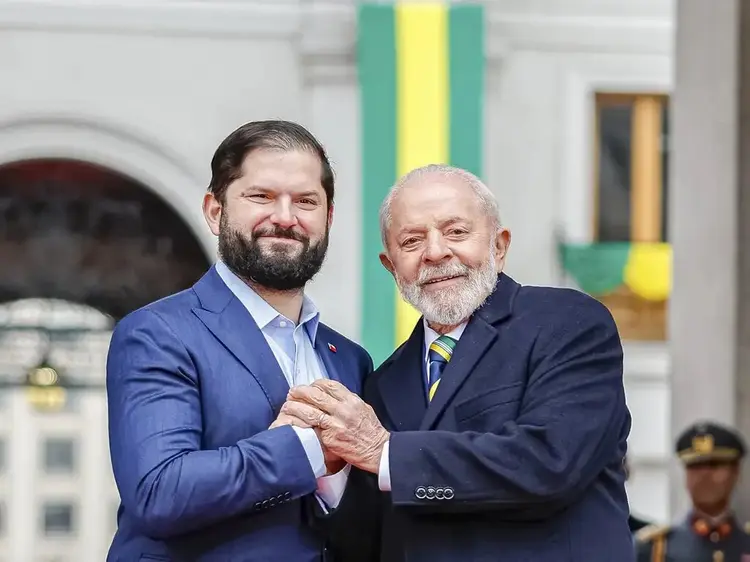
[270,404,346,475]
[281,379,390,474]
[323,450,347,475]
[269,411,310,430]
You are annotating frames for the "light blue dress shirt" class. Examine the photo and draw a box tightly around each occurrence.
[216,261,349,507]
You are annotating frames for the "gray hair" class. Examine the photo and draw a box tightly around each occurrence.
[378,164,501,248]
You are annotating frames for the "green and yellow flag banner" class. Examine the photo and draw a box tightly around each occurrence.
[559,242,672,301]
[358,2,485,365]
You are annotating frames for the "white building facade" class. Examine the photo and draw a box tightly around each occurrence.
[0,1,677,560]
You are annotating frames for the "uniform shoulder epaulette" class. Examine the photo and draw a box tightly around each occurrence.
[635,524,671,543]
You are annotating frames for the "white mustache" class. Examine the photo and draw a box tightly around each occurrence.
[418,264,469,285]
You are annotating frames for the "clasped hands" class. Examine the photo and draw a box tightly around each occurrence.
[270,379,390,475]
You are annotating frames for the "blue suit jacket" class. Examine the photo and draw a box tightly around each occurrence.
[106,266,372,562]
[329,274,633,562]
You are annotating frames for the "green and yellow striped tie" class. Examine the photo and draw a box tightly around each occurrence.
[427,335,457,401]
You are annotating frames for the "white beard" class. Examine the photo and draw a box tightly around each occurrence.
[395,246,498,326]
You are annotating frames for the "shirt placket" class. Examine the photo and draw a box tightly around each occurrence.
[292,325,304,386]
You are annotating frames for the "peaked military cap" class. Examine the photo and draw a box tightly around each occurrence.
[676,421,746,465]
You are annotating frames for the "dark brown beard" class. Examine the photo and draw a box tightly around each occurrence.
[218,213,329,291]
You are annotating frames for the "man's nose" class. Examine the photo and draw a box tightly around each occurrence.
[269,199,298,228]
[424,235,452,263]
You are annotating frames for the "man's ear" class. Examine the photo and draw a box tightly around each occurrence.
[379,252,395,277]
[203,192,222,236]
[327,204,334,229]
[494,227,511,266]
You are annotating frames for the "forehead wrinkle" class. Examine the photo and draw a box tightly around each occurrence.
[391,184,480,221]
[380,164,502,250]
[396,215,471,236]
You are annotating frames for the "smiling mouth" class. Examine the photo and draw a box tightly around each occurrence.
[423,274,464,286]
[260,236,300,242]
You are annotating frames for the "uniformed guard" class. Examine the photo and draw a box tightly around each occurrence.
[635,421,750,561]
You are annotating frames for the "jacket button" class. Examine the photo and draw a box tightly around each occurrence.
[444,487,454,500]
[284,491,292,500]
[435,487,445,500]
[426,486,436,499]
[415,486,427,499]
[261,499,269,508]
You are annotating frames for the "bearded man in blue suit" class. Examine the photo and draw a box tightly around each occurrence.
[105,121,371,561]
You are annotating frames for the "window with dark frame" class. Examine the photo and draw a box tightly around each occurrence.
[595,93,670,243]
[42,502,75,536]
[42,438,76,474]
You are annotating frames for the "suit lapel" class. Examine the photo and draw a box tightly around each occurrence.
[314,333,344,385]
[191,267,290,413]
[377,322,428,431]
[419,273,518,430]
[314,334,368,396]
[419,316,497,429]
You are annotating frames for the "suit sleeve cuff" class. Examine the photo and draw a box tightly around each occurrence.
[378,439,392,491]
[316,464,351,510]
[292,426,326,479]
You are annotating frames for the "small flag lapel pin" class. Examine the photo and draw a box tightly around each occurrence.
[328,343,337,353]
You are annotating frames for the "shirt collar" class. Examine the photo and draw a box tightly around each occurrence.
[215,261,321,342]
[423,318,467,363]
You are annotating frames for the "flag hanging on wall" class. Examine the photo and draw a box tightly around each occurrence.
[358,2,486,365]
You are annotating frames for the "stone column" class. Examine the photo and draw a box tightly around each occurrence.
[734,0,750,523]
[669,0,750,519]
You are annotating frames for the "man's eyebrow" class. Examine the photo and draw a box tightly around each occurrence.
[396,225,426,236]
[242,186,321,198]
[396,217,469,234]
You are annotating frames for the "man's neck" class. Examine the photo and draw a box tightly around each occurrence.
[427,320,467,335]
[694,504,731,522]
[247,280,304,322]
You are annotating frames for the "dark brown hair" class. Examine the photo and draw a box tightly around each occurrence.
[208,120,334,207]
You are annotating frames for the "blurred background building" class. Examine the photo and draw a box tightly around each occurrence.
[0,0,743,560]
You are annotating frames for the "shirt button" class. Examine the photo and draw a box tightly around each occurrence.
[279,321,287,328]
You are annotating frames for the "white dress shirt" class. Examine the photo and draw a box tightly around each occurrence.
[377,319,467,491]
[216,261,349,508]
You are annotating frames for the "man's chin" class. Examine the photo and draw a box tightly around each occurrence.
[409,295,457,318]
[260,243,302,257]
[421,282,466,302]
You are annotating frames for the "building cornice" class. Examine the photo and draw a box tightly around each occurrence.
[0,1,673,84]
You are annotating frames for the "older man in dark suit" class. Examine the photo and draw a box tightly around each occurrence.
[281,164,633,562]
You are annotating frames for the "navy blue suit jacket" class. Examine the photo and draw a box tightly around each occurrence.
[106,266,372,562]
[330,274,633,562]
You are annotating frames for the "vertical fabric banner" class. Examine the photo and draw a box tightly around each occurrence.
[358,2,485,366]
